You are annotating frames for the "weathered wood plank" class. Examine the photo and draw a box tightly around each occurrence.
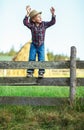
[0,77,70,86]
[0,77,37,86]
[0,97,69,106]
[0,97,83,106]
[70,46,76,102]
[0,77,84,86]
[0,61,84,69]
[76,61,84,69]
[0,61,70,69]
[77,78,84,86]
[36,78,70,86]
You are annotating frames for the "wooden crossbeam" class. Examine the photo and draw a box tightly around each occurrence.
[0,96,83,106]
[0,61,84,69]
[0,61,70,69]
[0,77,69,86]
[0,97,69,106]
[0,77,84,86]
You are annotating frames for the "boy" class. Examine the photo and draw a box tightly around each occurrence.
[23,5,56,77]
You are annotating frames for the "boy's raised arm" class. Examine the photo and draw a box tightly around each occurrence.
[26,5,31,17]
[50,7,55,16]
[23,5,32,29]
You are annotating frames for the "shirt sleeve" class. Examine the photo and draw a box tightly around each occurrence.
[44,15,56,29]
[23,16,32,29]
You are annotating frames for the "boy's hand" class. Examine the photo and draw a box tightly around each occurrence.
[26,5,31,16]
[50,7,55,16]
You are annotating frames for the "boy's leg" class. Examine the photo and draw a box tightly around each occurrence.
[37,44,45,76]
[27,43,36,76]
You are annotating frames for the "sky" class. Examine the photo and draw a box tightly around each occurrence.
[0,0,84,60]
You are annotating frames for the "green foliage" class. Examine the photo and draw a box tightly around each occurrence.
[47,50,70,61]
[47,50,80,61]
[0,46,17,56]
[7,46,16,56]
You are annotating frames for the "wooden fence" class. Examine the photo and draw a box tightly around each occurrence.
[0,46,84,106]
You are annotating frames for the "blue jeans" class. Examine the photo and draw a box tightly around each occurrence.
[27,43,45,74]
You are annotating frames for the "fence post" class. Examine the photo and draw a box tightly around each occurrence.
[70,46,76,103]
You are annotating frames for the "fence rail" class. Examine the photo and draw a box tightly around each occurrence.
[0,61,70,69]
[0,46,84,105]
[0,77,84,86]
[0,61,84,69]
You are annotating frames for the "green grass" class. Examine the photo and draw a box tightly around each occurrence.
[0,56,13,61]
[0,86,84,97]
[0,104,84,130]
[0,86,84,130]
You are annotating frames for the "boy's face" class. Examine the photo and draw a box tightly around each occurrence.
[32,14,42,24]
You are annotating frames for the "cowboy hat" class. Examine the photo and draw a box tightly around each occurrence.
[29,10,42,19]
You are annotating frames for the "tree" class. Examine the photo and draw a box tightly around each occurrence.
[47,50,70,61]
[7,46,17,56]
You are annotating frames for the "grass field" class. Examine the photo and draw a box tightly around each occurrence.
[0,102,84,130]
[0,86,84,97]
[0,86,84,130]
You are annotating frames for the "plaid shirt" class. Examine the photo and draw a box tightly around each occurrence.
[23,15,56,46]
